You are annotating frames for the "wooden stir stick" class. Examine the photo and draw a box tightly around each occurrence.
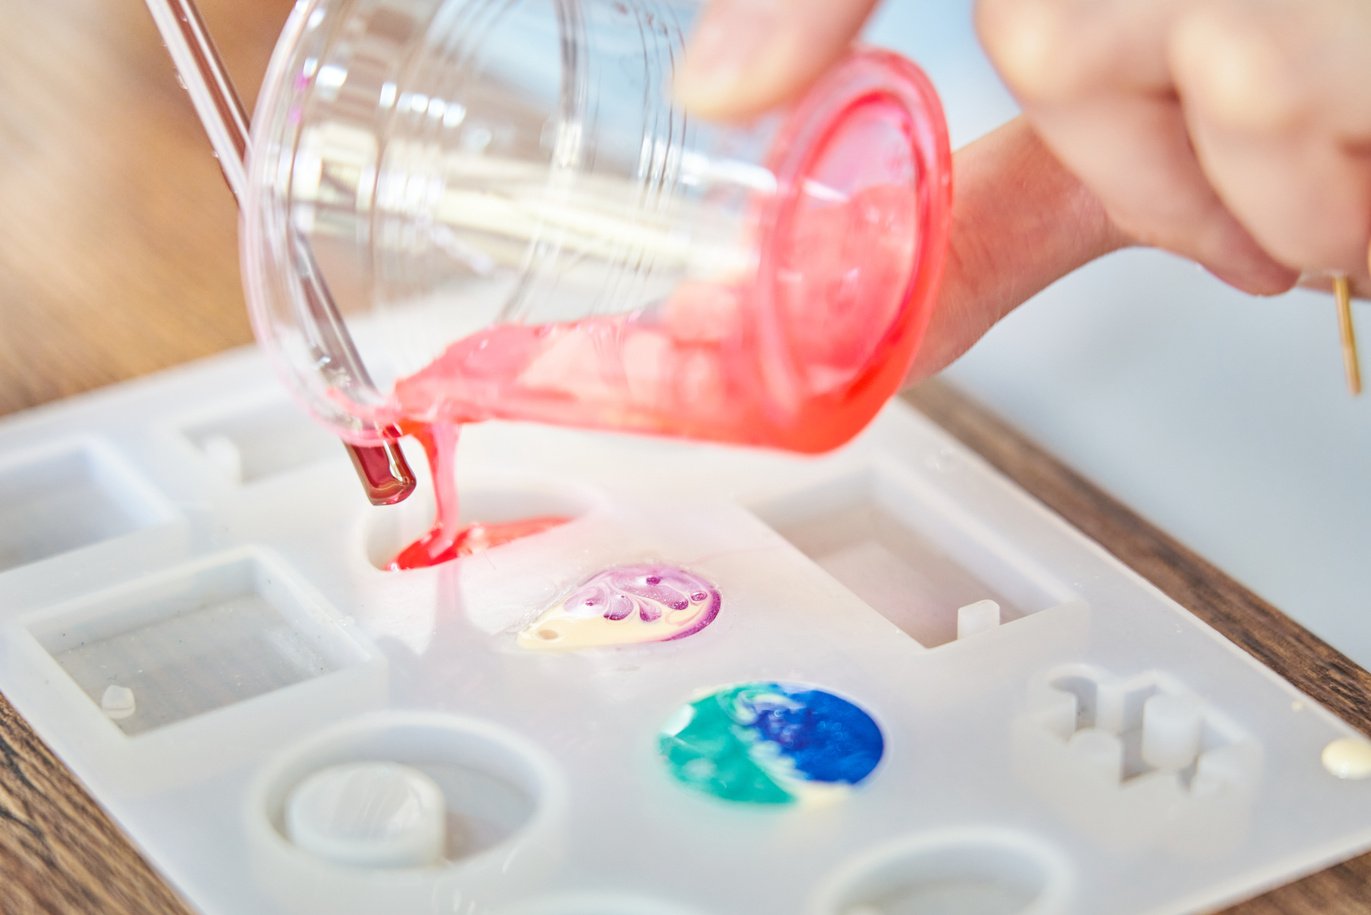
[1331,233,1371,395]
[1334,275,1362,396]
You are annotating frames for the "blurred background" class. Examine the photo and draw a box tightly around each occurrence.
[0,0,272,407]
[1,0,1367,666]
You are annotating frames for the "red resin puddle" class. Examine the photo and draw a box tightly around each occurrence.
[386,422,568,571]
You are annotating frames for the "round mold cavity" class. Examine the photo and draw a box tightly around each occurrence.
[812,830,1071,915]
[658,681,884,806]
[249,713,565,912]
[499,893,709,915]
[362,474,598,570]
[284,762,448,868]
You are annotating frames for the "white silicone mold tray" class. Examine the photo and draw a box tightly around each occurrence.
[1,348,1368,915]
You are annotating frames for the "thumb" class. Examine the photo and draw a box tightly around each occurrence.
[674,0,881,119]
[908,118,1129,382]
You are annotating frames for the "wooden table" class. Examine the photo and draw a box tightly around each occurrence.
[0,1,1367,912]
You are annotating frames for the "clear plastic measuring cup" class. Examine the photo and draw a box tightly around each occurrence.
[243,0,952,454]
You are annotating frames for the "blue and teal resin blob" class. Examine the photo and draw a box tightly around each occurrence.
[658,682,884,805]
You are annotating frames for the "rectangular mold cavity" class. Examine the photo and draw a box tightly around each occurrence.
[27,551,373,736]
[0,440,176,573]
[180,397,340,485]
[753,466,1078,648]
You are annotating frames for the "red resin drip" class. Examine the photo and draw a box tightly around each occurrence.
[387,422,567,571]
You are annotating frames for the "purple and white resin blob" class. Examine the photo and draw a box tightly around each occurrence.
[517,563,721,652]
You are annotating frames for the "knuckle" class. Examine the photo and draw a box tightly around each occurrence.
[1173,5,1306,131]
[976,0,1080,102]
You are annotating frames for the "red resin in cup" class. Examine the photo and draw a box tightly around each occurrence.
[243,0,952,569]
[384,53,949,454]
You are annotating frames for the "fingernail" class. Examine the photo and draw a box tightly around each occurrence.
[674,1,780,112]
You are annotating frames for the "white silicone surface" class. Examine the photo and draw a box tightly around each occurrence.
[0,349,1368,914]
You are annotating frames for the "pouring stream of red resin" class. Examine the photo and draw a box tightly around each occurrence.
[387,422,568,571]
[381,95,940,571]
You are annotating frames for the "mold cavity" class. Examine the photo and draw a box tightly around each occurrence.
[1035,667,1245,788]
[1049,675,1100,731]
[753,468,1074,648]
[29,552,373,736]
[0,441,175,572]
[181,398,341,484]
[363,479,591,570]
[819,832,1067,915]
[256,715,554,868]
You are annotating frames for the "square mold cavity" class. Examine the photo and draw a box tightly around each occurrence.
[753,465,1078,648]
[26,550,376,737]
[0,440,176,573]
[180,397,341,485]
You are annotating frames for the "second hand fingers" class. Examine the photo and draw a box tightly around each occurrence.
[906,119,1126,381]
[977,0,1299,293]
[1172,0,1371,279]
[1018,94,1298,293]
[1185,123,1371,279]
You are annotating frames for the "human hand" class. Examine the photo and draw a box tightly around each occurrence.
[974,0,1371,295]
[675,0,1371,380]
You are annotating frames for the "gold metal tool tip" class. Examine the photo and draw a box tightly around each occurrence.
[1334,275,1362,396]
